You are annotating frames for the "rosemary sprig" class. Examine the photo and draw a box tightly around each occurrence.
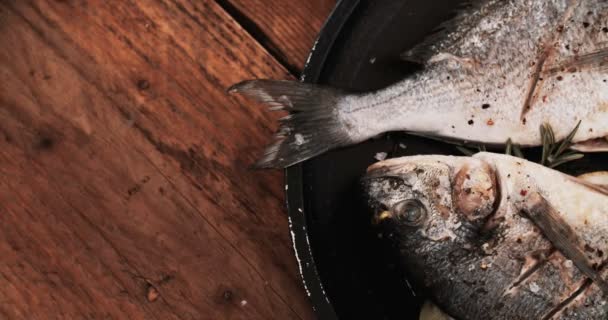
[505,138,524,158]
[540,121,583,168]
[456,121,582,168]
[456,146,476,156]
[456,144,486,156]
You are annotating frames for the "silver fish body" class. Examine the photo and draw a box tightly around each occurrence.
[230,0,608,168]
[362,152,608,319]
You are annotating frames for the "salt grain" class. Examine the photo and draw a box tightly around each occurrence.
[529,282,540,294]
[482,243,492,254]
[374,152,388,161]
[240,300,248,307]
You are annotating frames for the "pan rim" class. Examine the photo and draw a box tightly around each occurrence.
[284,0,361,319]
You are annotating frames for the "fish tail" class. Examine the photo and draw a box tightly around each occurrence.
[228,80,352,168]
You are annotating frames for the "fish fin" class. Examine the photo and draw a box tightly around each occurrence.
[577,171,608,189]
[228,80,351,168]
[400,1,493,64]
[521,192,608,296]
[419,300,455,320]
[544,47,608,76]
[567,174,608,196]
[427,53,482,70]
[570,137,608,152]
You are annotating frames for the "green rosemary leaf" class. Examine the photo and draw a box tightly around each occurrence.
[549,153,584,168]
[456,146,476,156]
[512,143,524,158]
[505,138,513,155]
[560,150,583,158]
[439,120,584,169]
[540,124,549,166]
[555,120,582,157]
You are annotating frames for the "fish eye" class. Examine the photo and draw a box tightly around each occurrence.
[392,199,427,226]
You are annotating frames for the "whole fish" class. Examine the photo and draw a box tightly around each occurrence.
[362,152,608,319]
[230,0,608,168]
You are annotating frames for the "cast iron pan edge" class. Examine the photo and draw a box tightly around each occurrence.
[285,0,359,319]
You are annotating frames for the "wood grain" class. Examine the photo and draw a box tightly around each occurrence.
[220,0,336,75]
[0,0,321,318]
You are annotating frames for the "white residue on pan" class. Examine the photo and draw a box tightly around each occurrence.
[294,133,306,146]
[320,277,331,304]
[288,215,312,297]
[303,226,331,304]
[304,229,312,259]
[288,209,331,304]
[300,37,320,81]
[404,278,416,297]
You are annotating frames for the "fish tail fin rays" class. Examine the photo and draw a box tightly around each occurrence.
[577,171,608,190]
[228,80,352,168]
[544,47,608,76]
[571,137,608,152]
[418,300,456,320]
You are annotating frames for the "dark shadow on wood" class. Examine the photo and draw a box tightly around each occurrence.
[214,0,301,77]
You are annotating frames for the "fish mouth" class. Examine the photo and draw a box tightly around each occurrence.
[365,156,445,178]
[364,162,406,179]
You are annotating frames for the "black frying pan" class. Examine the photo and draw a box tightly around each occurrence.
[286,1,608,319]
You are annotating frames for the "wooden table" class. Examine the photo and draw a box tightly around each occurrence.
[0,1,334,319]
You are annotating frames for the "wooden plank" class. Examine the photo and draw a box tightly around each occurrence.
[0,1,314,319]
[219,0,336,74]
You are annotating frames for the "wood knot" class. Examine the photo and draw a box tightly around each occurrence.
[36,136,55,151]
[137,79,150,90]
[222,290,233,302]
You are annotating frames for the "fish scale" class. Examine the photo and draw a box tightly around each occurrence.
[230,0,608,168]
[362,152,608,319]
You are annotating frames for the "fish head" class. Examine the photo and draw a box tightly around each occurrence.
[361,155,500,278]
